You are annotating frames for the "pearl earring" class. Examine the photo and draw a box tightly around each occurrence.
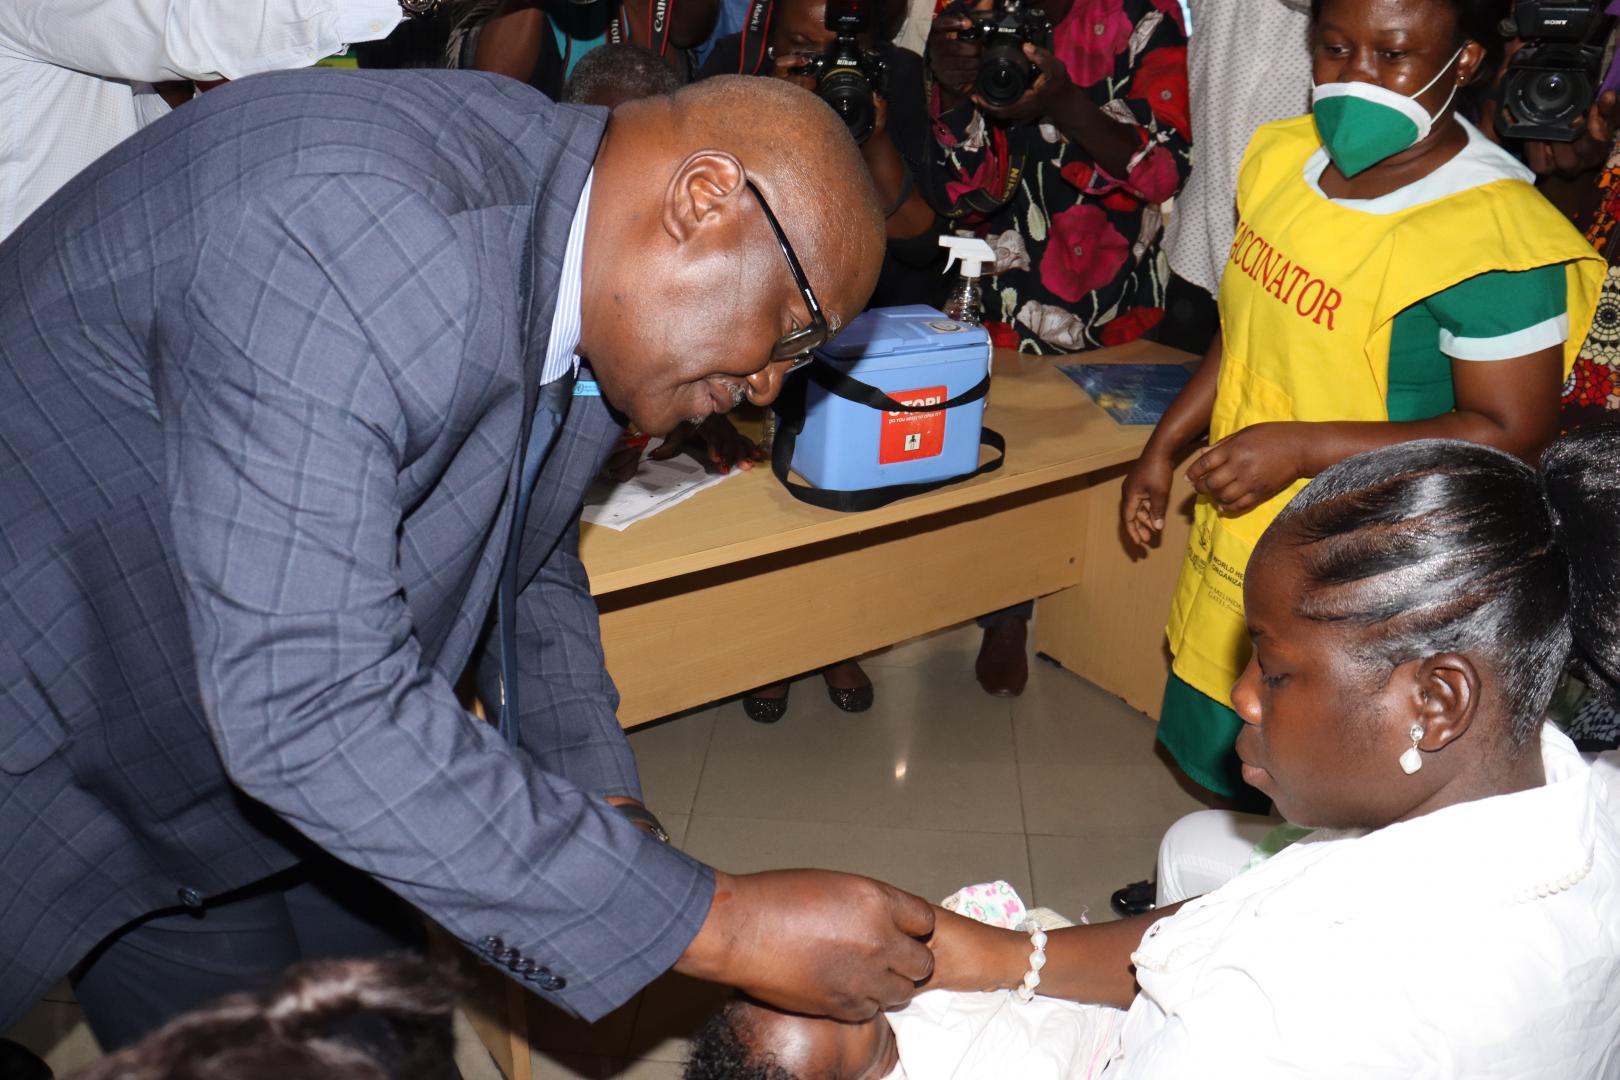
[1400,723,1425,775]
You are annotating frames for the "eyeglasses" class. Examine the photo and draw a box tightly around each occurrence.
[745,179,829,372]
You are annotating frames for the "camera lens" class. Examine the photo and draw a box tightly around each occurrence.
[819,67,877,143]
[977,46,1031,107]
[1526,70,1575,115]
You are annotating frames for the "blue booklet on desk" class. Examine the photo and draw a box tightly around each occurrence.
[1058,362,1192,425]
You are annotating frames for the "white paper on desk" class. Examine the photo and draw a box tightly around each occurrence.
[580,452,740,531]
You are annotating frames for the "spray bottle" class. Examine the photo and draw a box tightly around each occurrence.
[939,234,996,327]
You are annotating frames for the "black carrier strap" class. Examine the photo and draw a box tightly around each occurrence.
[770,361,1005,512]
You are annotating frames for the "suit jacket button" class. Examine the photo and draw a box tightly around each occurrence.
[479,936,503,955]
[177,887,203,909]
[537,970,566,991]
[513,958,536,975]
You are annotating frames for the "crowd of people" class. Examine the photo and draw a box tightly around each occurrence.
[4,0,1620,1076]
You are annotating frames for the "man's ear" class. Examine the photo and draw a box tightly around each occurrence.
[662,151,746,243]
[1412,653,1481,753]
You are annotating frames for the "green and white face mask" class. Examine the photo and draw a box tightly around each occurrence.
[1312,47,1465,178]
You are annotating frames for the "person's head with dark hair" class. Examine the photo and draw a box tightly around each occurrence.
[67,958,459,1080]
[562,43,684,108]
[684,998,898,1080]
[1233,426,1620,831]
[1308,0,1507,130]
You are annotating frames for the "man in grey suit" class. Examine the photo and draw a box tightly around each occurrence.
[0,68,935,1046]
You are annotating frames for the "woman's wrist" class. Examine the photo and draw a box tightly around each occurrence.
[982,926,1035,992]
[1275,422,1318,479]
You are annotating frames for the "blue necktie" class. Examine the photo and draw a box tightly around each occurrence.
[495,372,576,744]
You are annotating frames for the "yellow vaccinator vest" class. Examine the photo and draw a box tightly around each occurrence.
[1165,116,1605,707]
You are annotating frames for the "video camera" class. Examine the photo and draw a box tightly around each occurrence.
[1497,0,1614,142]
[799,0,888,144]
[946,0,1052,109]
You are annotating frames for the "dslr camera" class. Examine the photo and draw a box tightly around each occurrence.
[1497,0,1613,142]
[946,0,1052,109]
[799,0,888,144]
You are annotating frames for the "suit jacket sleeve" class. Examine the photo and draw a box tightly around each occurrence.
[153,172,712,1021]
[0,0,400,80]
[473,409,644,802]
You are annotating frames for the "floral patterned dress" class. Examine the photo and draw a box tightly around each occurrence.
[921,0,1192,354]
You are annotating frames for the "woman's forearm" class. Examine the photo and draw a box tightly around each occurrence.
[1289,349,1566,475]
[471,5,543,81]
[1045,84,1139,180]
[1290,412,1553,477]
[961,903,1190,1009]
[862,130,936,239]
[1142,333,1222,461]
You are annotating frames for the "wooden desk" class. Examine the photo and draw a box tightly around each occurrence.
[583,338,1198,727]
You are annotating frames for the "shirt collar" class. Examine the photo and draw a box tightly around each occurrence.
[540,169,593,386]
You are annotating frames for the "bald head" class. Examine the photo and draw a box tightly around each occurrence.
[577,77,888,435]
[663,76,885,281]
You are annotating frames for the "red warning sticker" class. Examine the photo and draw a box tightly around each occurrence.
[879,386,948,465]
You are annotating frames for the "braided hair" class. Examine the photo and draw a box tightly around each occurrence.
[1269,426,1620,747]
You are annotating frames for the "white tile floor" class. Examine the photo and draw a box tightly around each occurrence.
[5,622,1214,1079]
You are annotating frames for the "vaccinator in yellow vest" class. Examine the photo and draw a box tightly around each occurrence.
[1120,6,1606,799]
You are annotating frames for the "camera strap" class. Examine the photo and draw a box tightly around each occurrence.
[607,0,673,53]
[769,360,1006,512]
[739,0,774,72]
[943,125,1027,219]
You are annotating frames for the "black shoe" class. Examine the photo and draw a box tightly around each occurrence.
[743,685,790,723]
[0,1040,53,1080]
[826,684,874,712]
[1110,880,1157,918]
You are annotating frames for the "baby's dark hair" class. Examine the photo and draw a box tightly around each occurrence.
[1270,427,1620,747]
[684,1001,800,1080]
[67,957,459,1080]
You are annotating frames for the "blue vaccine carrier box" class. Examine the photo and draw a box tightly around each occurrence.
[787,305,992,493]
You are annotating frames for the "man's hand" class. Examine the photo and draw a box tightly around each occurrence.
[1186,423,1307,515]
[920,907,1025,994]
[677,870,936,1020]
[1121,450,1174,545]
[768,49,818,93]
[973,43,1072,125]
[1524,90,1620,180]
[648,415,762,473]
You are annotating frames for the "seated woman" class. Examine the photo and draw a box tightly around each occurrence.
[684,426,1620,1077]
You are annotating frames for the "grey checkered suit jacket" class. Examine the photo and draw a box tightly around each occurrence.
[0,69,712,1027]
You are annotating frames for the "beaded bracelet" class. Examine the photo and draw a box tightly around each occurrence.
[1013,918,1048,1003]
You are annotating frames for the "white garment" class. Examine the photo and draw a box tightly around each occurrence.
[1154,808,1278,905]
[541,171,592,385]
[885,989,1125,1080]
[1163,0,1313,295]
[1107,724,1620,1078]
[0,0,401,239]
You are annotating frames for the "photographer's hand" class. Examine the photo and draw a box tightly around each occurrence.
[1525,90,1620,180]
[767,50,818,92]
[977,44,1136,178]
[972,42,1072,123]
[926,5,986,109]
